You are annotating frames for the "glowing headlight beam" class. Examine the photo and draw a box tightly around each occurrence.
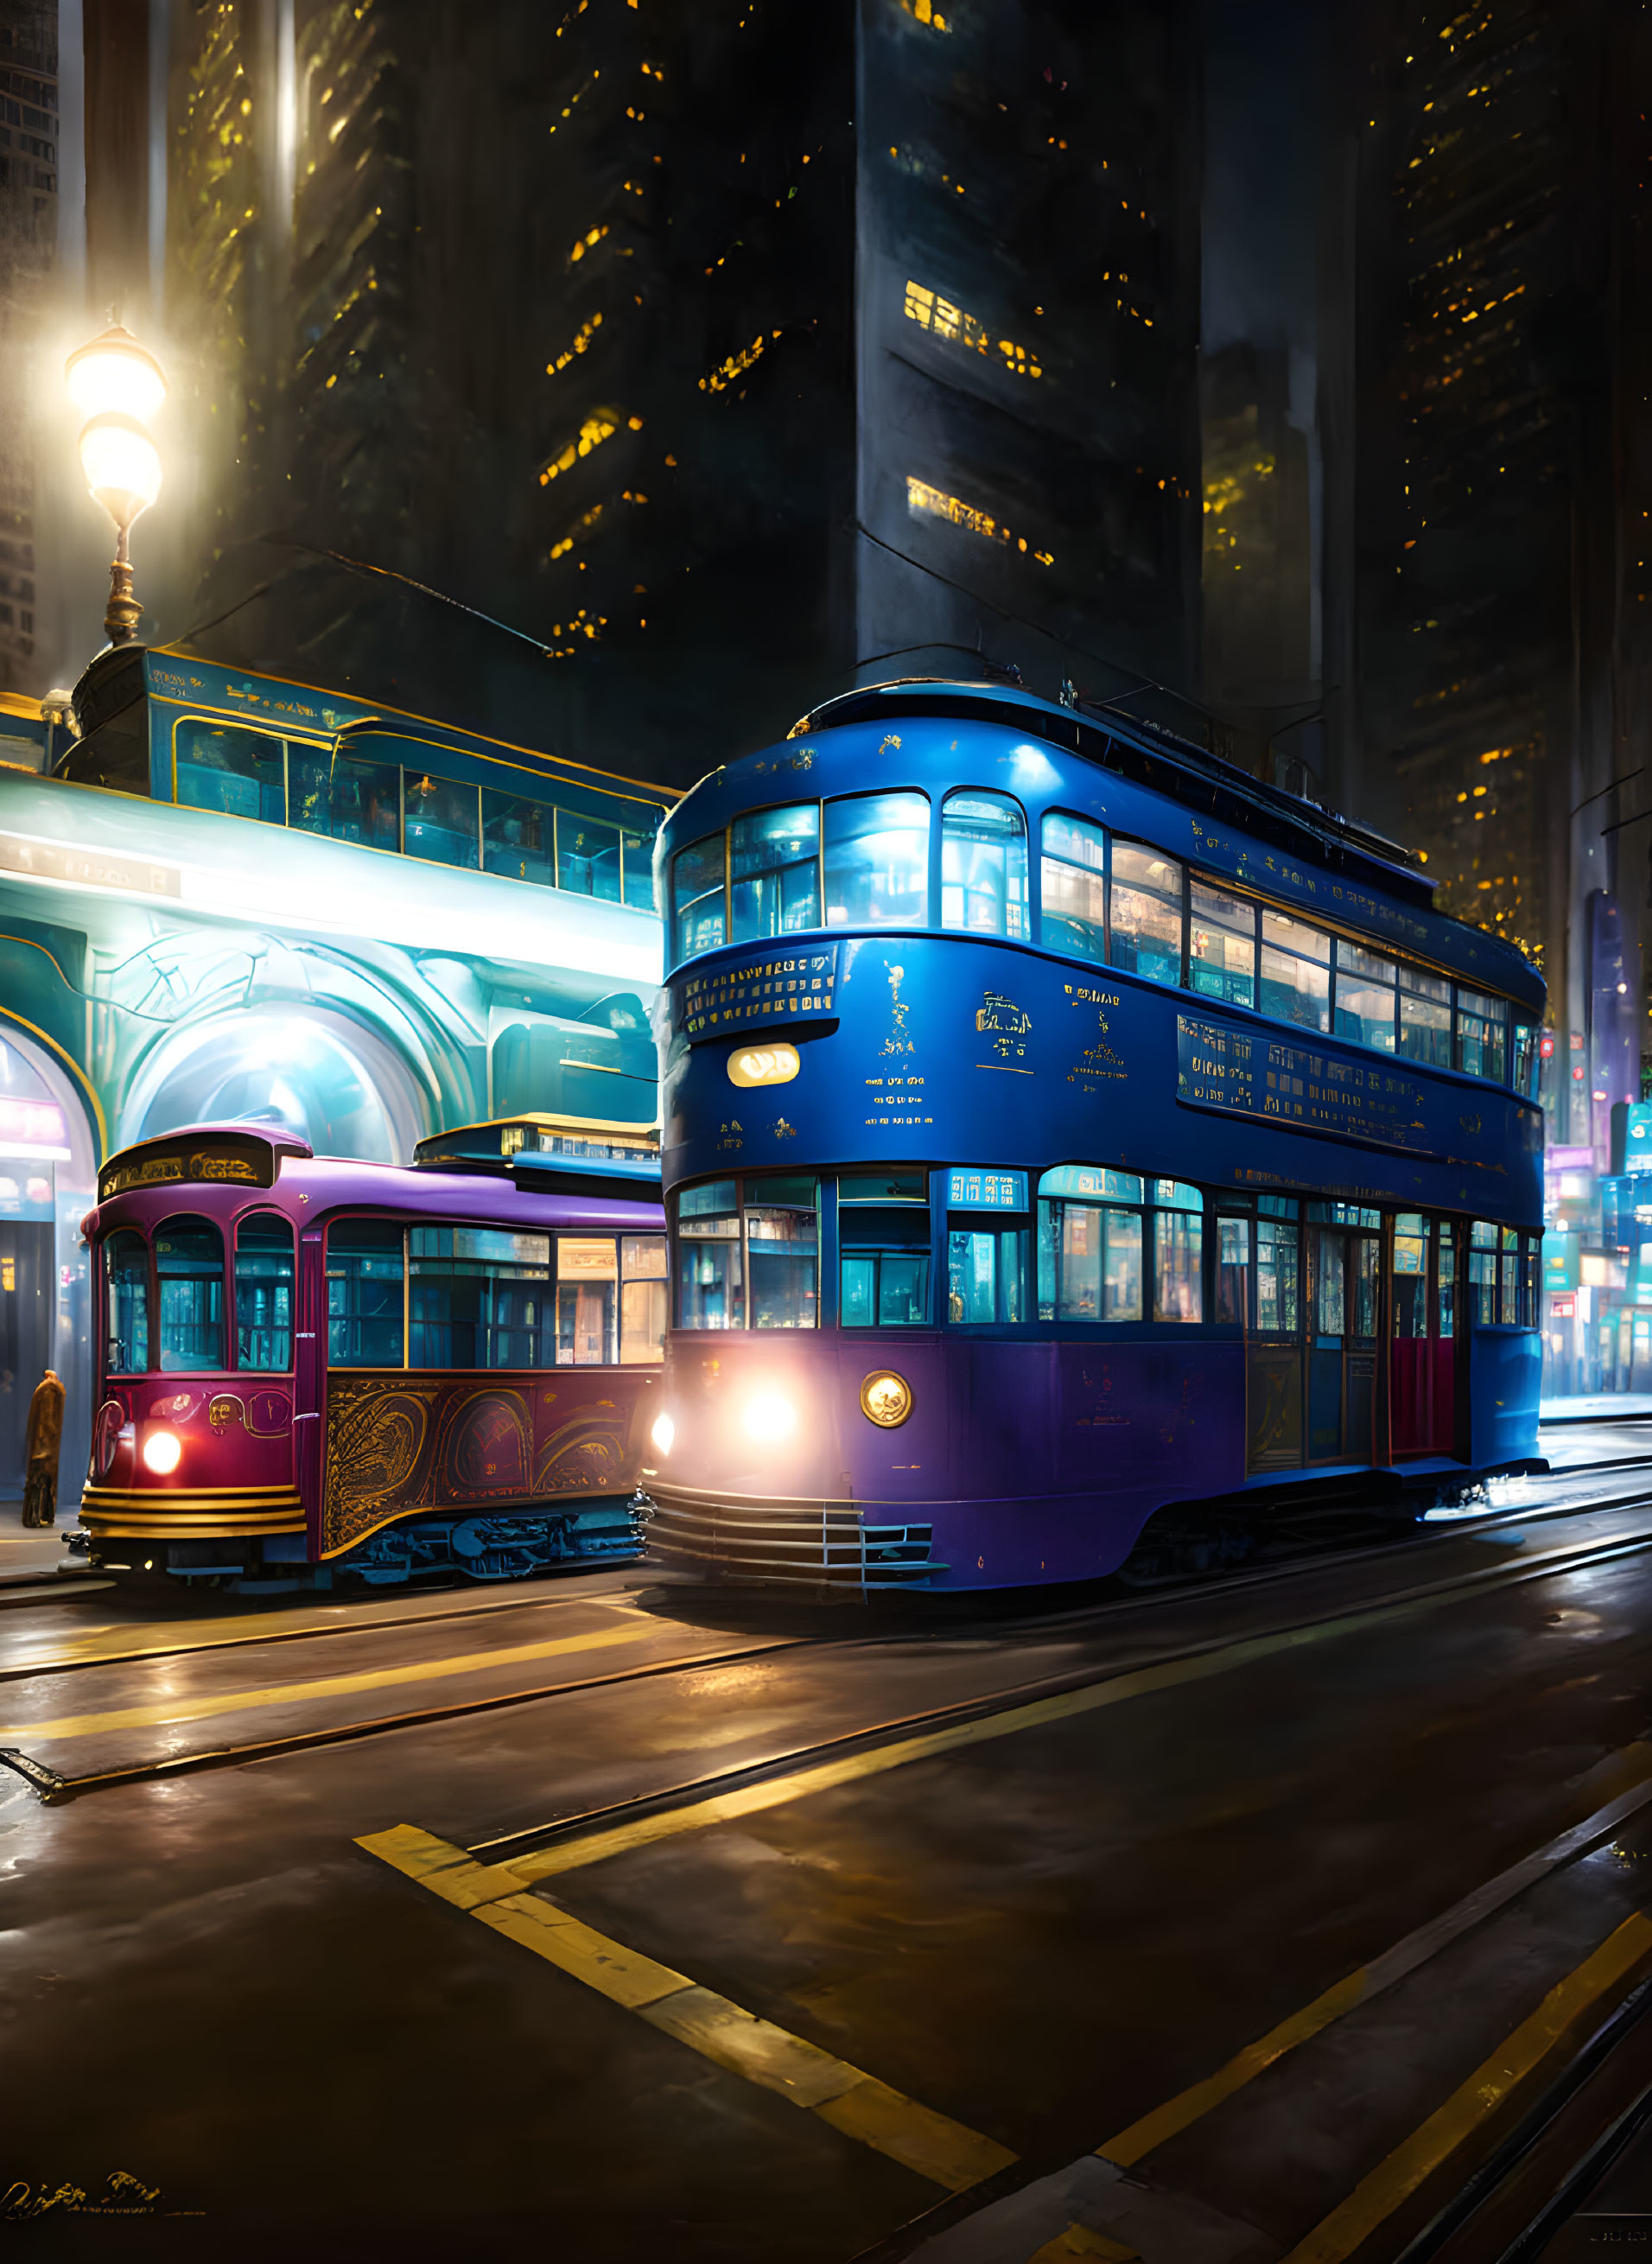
[141,1428,181,1474]
[650,1411,675,1456]
[740,1392,797,1446]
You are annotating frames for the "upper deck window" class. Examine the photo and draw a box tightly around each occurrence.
[1109,843,1183,986]
[1333,941,1399,1055]
[1189,880,1257,1009]
[175,719,285,824]
[155,1214,226,1372]
[1259,907,1331,1033]
[823,792,930,928]
[731,804,821,944]
[103,1228,149,1375]
[673,832,728,962]
[941,791,1028,940]
[1458,990,1508,1084]
[1398,966,1452,1070]
[404,773,480,871]
[482,792,555,887]
[235,1212,295,1371]
[290,748,400,851]
[1039,812,1106,963]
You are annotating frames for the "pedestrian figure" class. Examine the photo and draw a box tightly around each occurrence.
[22,1368,64,1528]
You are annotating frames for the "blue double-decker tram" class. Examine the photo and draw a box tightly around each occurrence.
[641,678,1546,1593]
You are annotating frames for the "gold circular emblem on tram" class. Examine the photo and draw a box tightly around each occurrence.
[859,1370,913,1428]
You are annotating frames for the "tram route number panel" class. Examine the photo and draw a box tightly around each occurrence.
[1176,1014,1436,1157]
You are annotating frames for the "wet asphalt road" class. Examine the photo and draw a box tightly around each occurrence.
[6,1428,1652,2261]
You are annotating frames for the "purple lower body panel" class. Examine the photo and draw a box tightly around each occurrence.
[643,1330,1249,1590]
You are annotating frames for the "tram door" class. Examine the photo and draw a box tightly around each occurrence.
[1307,1217,1379,1462]
[1238,1202,1306,1474]
[1390,1217,1458,1456]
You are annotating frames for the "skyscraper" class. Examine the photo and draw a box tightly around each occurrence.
[0,2,59,693]
[130,0,1204,792]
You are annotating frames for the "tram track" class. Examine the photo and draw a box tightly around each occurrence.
[10,1491,1652,1815]
[12,1447,1652,1688]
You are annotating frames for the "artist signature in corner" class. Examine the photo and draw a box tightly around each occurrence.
[2,2170,197,2219]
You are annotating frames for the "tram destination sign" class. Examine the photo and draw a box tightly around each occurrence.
[679,945,839,1042]
[1176,1014,1436,1155]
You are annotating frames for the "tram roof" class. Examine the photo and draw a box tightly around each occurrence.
[790,677,1426,899]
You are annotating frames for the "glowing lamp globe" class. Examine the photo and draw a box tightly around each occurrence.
[78,413,162,530]
[65,323,167,427]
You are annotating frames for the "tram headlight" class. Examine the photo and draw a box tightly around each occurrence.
[740,1391,797,1446]
[141,1428,181,1475]
[650,1411,675,1457]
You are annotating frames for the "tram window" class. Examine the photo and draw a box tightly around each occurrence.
[327,1220,406,1367]
[1039,1164,1144,1203]
[840,1203,931,1326]
[1040,812,1107,963]
[481,791,555,887]
[841,1169,929,1204]
[1259,911,1331,1034]
[620,817,662,914]
[556,813,623,902]
[947,1227,1026,1325]
[154,1214,226,1372]
[1153,1184,1203,1323]
[823,792,929,928]
[407,1225,554,1369]
[554,1236,616,1366]
[1038,1200,1142,1322]
[235,1212,295,1370]
[1255,1216,1299,1334]
[175,719,285,824]
[1512,1022,1541,1099]
[1438,1228,1457,1338]
[1500,1225,1519,1326]
[1189,881,1257,1008]
[1457,989,1509,1084]
[404,772,480,871]
[747,1176,819,1328]
[676,1180,742,1328]
[672,833,728,963]
[1215,1213,1251,1325]
[731,804,821,944]
[1316,1235,1346,1337]
[941,791,1029,940]
[1392,1215,1428,1338]
[104,1228,149,1375]
[1467,1221,1498,1326]
[289,749,400,851]
[1109,843,1182,986]
[1398,967,1452,1069]
[1350,1237,1379,1339]
[620,1236,668,1363]
[1521,1237,1540,1327]
[1334,942,1398,1054]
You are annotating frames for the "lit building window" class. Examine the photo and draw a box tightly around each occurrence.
[569,223,608,264]
[550,502,605,561]
[699,332,784,393]
[548,311,604,375]
[537,409,621,486]
[904,280,1041,378]
[907,475,1053,565]
[899,0,950,29]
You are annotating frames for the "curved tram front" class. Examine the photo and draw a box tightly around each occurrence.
[79,1117,668,1588]
[642,678,1547,1593]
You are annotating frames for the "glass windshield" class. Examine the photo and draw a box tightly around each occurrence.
[731,804,821,943]
[941,790,1028,939]
[155,1214,226,1372]
[823,792,929,927]
[104,1228,149,1375]
[236,1211,295,1370]
[673,833,727,962]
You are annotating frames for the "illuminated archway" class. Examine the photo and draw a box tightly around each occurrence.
[120,1005,430,1164]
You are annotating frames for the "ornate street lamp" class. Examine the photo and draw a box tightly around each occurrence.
[65,323,167,647]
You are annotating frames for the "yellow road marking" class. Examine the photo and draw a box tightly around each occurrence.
[1029,2233,1137,2264]
[1,1619,671,1742]
[1280,1910,1652,2263]
[359,1825,1015,2193]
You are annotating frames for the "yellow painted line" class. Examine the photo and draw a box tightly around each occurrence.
[1029,2232,1137,2264]
[359,1825,1016,2193]
[1,1618,670,1742]
[1280,1909,1652,2263]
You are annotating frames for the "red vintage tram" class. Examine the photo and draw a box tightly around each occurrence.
[78,1117,666,1587]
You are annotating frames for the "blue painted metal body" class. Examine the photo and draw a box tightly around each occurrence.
[645,682,1547,1590]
